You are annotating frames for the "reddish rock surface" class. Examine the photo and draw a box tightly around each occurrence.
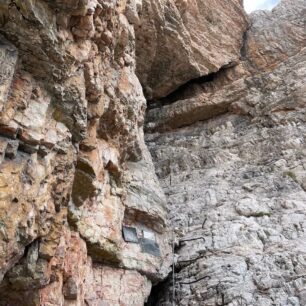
[2,0,303,305]
[0,0,172,304]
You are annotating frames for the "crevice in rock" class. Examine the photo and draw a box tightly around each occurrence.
[147,63,236,110]
[145,278,171,306]
[240,28,249,60]
[1,237,40,284]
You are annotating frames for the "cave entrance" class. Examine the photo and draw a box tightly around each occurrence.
[145,278,172,306]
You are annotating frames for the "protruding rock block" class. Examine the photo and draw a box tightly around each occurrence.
[135,0,248,98]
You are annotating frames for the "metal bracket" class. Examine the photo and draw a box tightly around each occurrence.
[179,236,206,245]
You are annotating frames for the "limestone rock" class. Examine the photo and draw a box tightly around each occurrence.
[245,0,306,72]
[146,0,306,304]
[135,0,248,98]
[0,0,305,304]
[0,0,169,304]
[0,35,18,113]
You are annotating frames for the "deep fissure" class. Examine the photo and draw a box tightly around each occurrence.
[147,64,235,110]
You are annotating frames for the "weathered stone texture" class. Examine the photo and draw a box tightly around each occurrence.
[0,0,170,304]
[135,0,248,99]
[245,0,306,72]
[146,0,306,305]
[1,0,305,304]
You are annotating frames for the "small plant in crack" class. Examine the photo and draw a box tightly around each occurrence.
[283,171,298,182]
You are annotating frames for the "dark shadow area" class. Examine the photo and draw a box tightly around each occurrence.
[147,64,235,110]
[145,279,171,306]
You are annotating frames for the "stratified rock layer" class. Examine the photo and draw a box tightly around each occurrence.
[135,0,248,98]
[146,0,306,305]
[1,0,305,305]
[0,0,172,304]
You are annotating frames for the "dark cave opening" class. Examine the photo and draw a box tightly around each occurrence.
[145,278,172,306]
[147,63,235,110]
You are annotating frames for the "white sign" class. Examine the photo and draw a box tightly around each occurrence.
[143,230,155,241]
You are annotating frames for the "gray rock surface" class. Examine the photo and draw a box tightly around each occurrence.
[146,0,306,304]
[0,0,305,304]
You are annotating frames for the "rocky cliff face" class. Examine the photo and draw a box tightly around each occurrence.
[146,0,306,305]
[0,1,171,305]
[0,0,305,305]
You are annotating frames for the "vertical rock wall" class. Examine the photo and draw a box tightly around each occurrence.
[1,0,305,305]
[0,1,171,305]
[146,0,306,305]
